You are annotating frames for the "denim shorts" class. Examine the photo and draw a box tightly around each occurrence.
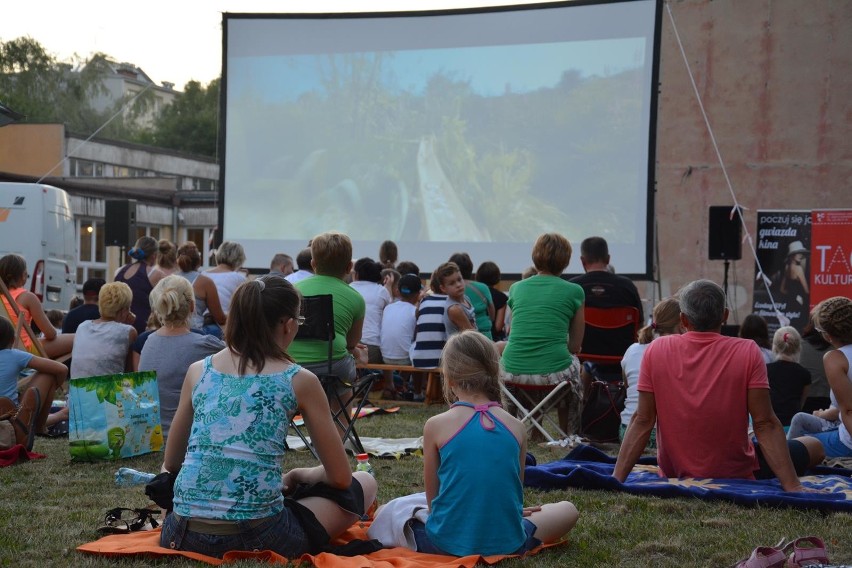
[810,429,852,458]
[160,509,309,559]
[411,518,541,556]
[753,439,811,478]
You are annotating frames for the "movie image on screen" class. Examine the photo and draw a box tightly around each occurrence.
[222,0,661,276]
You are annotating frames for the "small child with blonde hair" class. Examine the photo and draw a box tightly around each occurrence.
[767,326,811,427]
[380,330,578,556]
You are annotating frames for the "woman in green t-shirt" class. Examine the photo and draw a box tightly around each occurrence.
[500,233,585,435]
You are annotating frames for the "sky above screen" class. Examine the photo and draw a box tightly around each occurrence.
[1,0,559,89]
[223,0,660,276]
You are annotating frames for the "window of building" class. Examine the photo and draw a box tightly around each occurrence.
[76,219,108,290]
[136,226,161,241]
[95,221,106,263]
[190,178,217,191]
[79,221,94,262]
[69,158,104,177]
[180,227,215,267]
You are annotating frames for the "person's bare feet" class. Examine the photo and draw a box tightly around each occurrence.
[45,405,69,427]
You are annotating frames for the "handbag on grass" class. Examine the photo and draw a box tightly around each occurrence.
[580,363,626,443]
[68,371,162,462]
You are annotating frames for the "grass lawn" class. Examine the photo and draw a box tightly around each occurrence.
[2,403,850,567]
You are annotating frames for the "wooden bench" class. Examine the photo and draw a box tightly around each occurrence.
[356,363,442,405]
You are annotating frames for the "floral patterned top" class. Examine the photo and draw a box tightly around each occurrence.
[173,356,300,520]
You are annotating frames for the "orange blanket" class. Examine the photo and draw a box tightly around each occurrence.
[77,521,565,567]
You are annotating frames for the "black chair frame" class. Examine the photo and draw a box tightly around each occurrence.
[288,294,378,458]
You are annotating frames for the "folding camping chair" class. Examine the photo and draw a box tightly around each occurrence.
[500,379,573,442]
[577,306,641,371]
[0,277,48,360]
[289,294,378,458]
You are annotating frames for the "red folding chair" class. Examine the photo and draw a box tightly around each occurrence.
[577,306,640,442]
[577,306,641,367]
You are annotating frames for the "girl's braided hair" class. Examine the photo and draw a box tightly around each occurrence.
[814,296,852,345]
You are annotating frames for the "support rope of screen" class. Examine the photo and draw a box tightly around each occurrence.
[665,2,787,326]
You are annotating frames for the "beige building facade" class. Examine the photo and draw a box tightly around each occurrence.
[0,123,218,288]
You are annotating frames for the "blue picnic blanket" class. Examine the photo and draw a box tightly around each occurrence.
[524,444,852,512]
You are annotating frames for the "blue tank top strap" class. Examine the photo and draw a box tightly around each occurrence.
[450,401,502,431]
[202,355,214,374]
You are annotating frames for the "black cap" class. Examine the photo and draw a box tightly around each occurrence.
[398,273,422,295]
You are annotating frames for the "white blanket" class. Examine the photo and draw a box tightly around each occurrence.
[285,436,424,458]
[367,492,430,549]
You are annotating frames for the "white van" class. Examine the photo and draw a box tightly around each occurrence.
[0,182,77,310]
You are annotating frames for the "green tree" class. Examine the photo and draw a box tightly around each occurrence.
[0,37,67,121]
[140,79,219,157]
[0,37,146,139]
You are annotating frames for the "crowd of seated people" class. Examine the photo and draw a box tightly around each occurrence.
[2,228,848,495]
[4,221,852,568]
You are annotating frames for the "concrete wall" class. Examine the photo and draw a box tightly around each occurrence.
[67,135,217,179]
[647,0,852,320]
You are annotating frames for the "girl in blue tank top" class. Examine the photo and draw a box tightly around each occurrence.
[411,330,579,557]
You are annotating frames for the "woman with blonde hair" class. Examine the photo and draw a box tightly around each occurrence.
[196,241,246,338]
[47,282,137,427]
[139,275,223,438]
[619,298,683,446]
[377,330,577,556]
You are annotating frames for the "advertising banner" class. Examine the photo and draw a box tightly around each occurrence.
[752,211,811,332]
[810,210,852,308]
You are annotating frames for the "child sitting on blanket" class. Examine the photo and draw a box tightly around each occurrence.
[161,277,377,559]
[767,327,811,427]
[384,330,578,556]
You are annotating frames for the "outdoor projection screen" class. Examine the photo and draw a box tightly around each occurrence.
[221,0,662,276]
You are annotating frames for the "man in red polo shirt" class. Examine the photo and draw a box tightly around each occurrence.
[613,279,823,490]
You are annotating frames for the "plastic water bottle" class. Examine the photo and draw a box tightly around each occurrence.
[115,467,156,487]
[354,453,374,476]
